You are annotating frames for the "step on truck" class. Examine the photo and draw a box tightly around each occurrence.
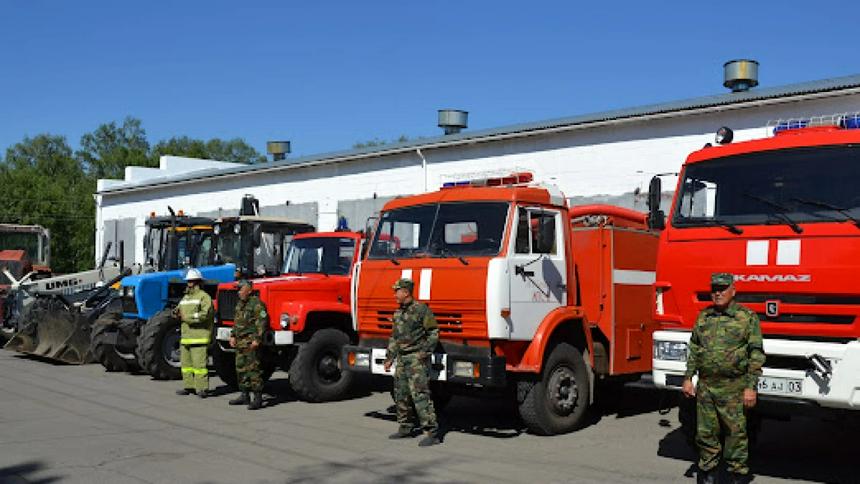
[343,172,660,435]
[213,231,363,402]
[650,115,860,433]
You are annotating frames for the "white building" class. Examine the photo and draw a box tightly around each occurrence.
[96,73,860,265]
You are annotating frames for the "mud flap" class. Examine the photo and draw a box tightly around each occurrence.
[4,305,94,365]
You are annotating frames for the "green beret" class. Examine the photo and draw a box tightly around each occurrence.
[711,272,734,286]
[392,278,414,291]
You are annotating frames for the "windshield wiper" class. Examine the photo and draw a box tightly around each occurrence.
[790,197,860,229]
[742,193,803,234]
[675,217,743,234]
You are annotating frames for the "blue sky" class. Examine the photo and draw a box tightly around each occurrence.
[1,1,858,159]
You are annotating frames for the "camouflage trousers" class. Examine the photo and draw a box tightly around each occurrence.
[180,344,209,392]
[235,346,263,392]
[696,378,749,475]
[393,353,438,434]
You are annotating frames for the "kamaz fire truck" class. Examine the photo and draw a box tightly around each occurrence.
[344,172,659,435]
[650,114,860,429]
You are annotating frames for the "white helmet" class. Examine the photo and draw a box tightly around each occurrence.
[184,268,203,281]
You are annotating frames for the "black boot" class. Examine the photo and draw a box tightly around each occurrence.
[229,392,249,406]
[728,472,750,484]
[696,468,716,484]
[418,431,441,447]
[176,388,195,396]
[388,426,415,439]
[248,392,263,410]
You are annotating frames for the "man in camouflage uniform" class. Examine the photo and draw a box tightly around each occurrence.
[175,268,214,398]
[683,272,765,484]
[383,278,441,447]
[228,279,268,410]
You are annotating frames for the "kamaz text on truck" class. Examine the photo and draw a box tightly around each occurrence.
[344,172,659,435]
[650,114,860,429]
[213,231,363,402]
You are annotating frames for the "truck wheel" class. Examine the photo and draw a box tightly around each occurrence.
[138,309,181,380]
[91,311,133,372]
[517,342,590,435]
[212,343,238,389]
[289,328,353,402]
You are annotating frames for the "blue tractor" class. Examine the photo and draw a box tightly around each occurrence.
[91,196,314,380]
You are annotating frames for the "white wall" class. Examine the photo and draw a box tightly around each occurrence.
[96,91,860,264]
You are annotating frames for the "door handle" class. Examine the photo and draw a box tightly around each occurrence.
[515,265,534,277]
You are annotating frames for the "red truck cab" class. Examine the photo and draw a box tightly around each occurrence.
[651,115,860,419]
[344,173,659,434]
[213,231,363,402]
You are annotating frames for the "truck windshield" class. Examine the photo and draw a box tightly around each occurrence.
[673,145,860,228]
[284,237,356,275]
[369,202,509,259]
[215,223,244,266]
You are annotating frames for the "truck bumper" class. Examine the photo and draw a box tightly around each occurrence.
[653,330,860,410]
[214,326,294,352]
[342,344,507,387]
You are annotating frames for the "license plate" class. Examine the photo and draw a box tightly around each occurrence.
[216,327,232,341]
[757,376,802,395]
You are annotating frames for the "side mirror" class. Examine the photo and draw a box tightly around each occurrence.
[647,176,666,230]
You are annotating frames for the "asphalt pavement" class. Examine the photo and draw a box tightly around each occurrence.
[0,350,855,484]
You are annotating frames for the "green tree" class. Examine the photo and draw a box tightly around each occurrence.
[0,135,94,272]
[151,136,264,164]
[77,116,152,179]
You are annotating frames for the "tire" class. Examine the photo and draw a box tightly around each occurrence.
[137,309,182,380]
[517,342,591,435]
[91,311,137,372]
[289,328,353,402]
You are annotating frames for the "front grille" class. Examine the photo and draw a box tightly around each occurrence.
[121,294,137,314]
[362,300,487,339]
[218,289,239,321]
[695,292,858,325]
[697,293,860,305]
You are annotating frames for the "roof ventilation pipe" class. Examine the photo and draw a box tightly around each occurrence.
[267,141,291,161]
[438,109,468,135]
[723,59,759,92]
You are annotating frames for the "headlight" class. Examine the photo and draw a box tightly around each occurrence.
[280,313,291,329]
[347,351,370,368]
[213,224,221,235]
[653,341,687,361]
[234,224,242,235]
[123,286,135,298]
[453,360,479,378]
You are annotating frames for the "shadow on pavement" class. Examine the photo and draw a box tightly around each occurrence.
[0,460,62,484]
[657,410,859,483]
[282,456,470,484]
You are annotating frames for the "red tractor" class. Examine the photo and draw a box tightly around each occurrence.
[213,231,363,402]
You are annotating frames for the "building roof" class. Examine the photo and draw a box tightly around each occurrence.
[99,73,860,195]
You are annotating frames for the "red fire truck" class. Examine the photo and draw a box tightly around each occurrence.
[650,115,860,428]
[213,231,363,402]
[344,173,659,434]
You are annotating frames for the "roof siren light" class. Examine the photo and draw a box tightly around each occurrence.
[442,171,534,189]
[715,126,734,144]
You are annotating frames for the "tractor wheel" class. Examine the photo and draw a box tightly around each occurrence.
[138,309,182,380]
[91,311,135,372]
[517,342,591,435]
[289,328,353,402]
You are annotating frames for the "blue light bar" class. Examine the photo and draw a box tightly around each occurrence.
[772,119,809,135]
[840,114,860,129]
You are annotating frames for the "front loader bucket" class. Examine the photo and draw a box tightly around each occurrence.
[3,301,94,365]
